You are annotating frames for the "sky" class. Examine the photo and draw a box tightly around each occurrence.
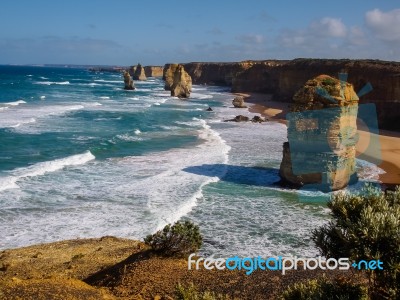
[0,0,399,65]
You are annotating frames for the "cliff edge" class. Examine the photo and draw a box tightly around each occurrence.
[182,59,400,131]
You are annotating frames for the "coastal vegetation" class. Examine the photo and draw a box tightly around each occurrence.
[312,185,400,299]
[144,220,203,257]
[282,276,368,300]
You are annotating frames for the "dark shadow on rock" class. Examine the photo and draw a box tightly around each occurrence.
[84,249,153,287]
[183,164,280,186]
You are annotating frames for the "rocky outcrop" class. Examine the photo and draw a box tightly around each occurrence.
[163,64,192,98]
[182,59,400,130]
[123,71,135,90]
[279,75,359,191]
[225,115,250,122]
[144,66,163,77]
[132,64,147,81]
[128,65,136,76]
[163,64,178,90]
[224,115,265,122]
[251,115,266,123]
[232,96,247,108]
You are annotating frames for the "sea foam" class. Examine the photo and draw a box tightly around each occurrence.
[34,81,70,85]
[0,151,95,192]
[6,100,26,106]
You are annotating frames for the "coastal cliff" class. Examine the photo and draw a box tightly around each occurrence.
[144,66,163,77]
[180,59,400,130]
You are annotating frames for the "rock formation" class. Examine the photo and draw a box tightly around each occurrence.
[225,115,265,123]
[163,64,178,90]
[163,64,192,98]
[228,115,250,122]
[123,71,135,90]
[132,64,147,81]
[279,75,359,191]
[251,115,266,123]
[232,96,247,108]
[180,59,400,130]
[144,66,163,77]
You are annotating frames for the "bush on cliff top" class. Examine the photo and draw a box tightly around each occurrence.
[144,220,202,257]
[282,276,368,300]
[312,184,400,299]
[175,283,230,300]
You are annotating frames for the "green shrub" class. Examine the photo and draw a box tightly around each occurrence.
[282,276,368,300]
[321,78,336,86]
[312,185,400,298]
[144,220,202,257]
[175,283,229,300]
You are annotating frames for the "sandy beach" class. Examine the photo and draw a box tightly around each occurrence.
[238,92,400,187]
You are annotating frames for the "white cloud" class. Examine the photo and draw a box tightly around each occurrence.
[310,17,347,38]
[365,8,400,42]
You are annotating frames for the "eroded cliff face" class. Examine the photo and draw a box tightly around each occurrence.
[144,66,163,77]
[163,64,192,98]
[183,62,256,86]
[279,75,359,191]
[181,59,400,130]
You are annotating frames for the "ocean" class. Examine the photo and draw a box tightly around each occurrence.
[0,65,382,257]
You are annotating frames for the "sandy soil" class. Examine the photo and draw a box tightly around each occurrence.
[0,237,362,300]
[238,92,400,186]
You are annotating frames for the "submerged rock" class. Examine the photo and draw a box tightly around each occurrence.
[232,96,247,108]
[279,74,359,192]
[251,115,265,123]
[206,107,213,111]
[123,71,135,90]
[225,115,250,122]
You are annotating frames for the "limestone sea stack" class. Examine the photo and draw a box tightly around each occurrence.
[123,71,135,90]
[163,64,192,98]
[132,64,147,81]
[279,75,359,191]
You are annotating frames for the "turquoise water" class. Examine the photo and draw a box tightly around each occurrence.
[0,66,379,257]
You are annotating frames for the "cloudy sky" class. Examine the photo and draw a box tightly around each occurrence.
[0,0,399,65]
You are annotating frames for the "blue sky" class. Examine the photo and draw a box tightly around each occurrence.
[0,0,399,65]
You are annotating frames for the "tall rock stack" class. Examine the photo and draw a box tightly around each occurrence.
[123,71,135,90]
[163,64,192,98]
[279,75,359,191]
[132,64,147,81]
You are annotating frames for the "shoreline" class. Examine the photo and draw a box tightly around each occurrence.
[238,92,400,187]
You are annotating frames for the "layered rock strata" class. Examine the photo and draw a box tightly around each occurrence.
[279,75,359,191]
[144,66,163,77]
[179,59,400,130]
